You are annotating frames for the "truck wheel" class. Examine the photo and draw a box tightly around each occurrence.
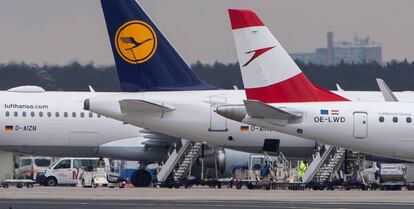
[131,170,152,187]
[27,183,33,188]
[246,183,254,190]
[92,181,97,188]
[46,177,57,186]
[236,182,242,190]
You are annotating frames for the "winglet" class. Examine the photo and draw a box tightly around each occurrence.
[336,84,344,92]
[376,78,398,102]
[88,85,96,93]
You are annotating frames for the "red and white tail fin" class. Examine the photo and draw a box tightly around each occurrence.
[228,9,348,103]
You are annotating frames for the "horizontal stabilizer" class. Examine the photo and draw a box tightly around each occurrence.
[243,100,302,120]
[376,78,398,102]
[119,99,175,113]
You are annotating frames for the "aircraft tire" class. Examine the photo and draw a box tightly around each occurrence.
[131,170,152,187]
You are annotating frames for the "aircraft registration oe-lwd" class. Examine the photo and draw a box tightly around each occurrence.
[216,9,414,162]
[86,0,414,163]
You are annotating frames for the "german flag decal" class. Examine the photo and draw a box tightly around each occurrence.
[240,126,249,132]
[5,125,13,132]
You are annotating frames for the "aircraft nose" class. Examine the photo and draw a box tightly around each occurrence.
[83,99,90,111]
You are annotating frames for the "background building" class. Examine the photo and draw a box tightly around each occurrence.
[291,32,382,65]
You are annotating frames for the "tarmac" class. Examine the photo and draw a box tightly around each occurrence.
[0,187,414,209]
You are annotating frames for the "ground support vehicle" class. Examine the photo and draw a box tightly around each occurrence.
[1,179,35,188]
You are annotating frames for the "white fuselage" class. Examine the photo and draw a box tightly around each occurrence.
[246,101,414,161]
[0,91,150,158]
[87,89,414,158]
[89,90,314,157]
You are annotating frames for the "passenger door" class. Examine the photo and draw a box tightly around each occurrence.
[353,112,368,139]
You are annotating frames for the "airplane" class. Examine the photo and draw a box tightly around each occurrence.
[0,0,314,188]
[0,86,186,186]
[87,0,318,160]
[1,86,257,187]
[216,9,414,162]
[0,0,307,189]
[86,0,414,165]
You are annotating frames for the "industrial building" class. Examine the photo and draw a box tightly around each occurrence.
[291,32,382,65]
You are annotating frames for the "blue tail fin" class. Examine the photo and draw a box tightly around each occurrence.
[100,0,215,92]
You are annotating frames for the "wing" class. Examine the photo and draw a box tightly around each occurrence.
[138,38,152,44]
[120,37,138,44]
[140,129,181,147]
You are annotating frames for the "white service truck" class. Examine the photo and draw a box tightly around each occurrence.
[39,158,104,186]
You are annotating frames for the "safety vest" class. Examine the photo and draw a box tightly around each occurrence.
[298,162,307,178]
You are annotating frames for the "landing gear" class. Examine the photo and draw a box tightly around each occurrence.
[131,169,152,187]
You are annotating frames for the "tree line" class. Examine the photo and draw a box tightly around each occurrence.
[1,60,414,92]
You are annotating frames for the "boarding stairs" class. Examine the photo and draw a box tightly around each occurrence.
[157,139,202,183]
[275,152,291,180]
[173,142,203,181]
[302,145,346,183]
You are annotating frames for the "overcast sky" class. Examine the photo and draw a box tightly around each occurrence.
[0,0,413,65]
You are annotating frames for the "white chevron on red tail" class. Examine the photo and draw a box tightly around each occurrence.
[228,9,348,103]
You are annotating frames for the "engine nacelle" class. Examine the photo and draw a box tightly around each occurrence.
[196,147,251,178]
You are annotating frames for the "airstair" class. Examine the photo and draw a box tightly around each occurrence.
[173,142,202,181]
[302,144,346,183]
[157,139,202,183]
[275,152,291,180]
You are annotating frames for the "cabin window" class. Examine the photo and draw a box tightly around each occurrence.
[13,111,18,117]
[55,112,60,117]
[80,112,85,118]
[379,116,384,123]
[5,111,10,117]
[88,112,93,118]
[63,112,68,118]
[22,112,26,117]
[72,112,76,118]
[393,117,398,123]
[407,117,412,123]
[39,112,43,117]
[30,112,35,117]
[47,112,52,117]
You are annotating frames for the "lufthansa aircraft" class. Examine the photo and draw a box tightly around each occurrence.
[217,9,414,162]
[86,0,414,161]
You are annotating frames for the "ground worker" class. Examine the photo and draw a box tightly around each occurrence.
[298,161,308,182]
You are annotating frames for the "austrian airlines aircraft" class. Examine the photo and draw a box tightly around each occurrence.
[86,0,414,161]
[217,9,414,162]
